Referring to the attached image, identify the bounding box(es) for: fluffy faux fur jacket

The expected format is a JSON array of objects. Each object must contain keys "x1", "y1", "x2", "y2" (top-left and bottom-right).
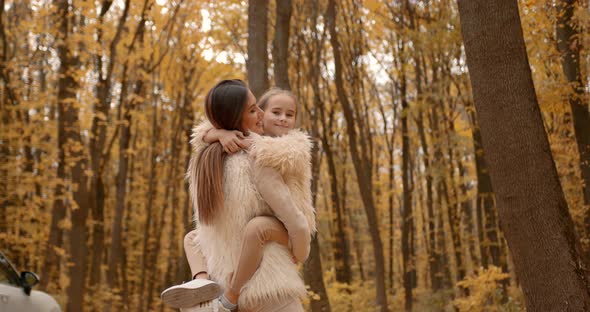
[{"x1": 187, "y1": 121, "x2": 316, "y2": 309}]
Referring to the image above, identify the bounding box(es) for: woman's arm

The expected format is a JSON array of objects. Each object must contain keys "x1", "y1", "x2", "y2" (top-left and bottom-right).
[{"x1": 253, "y1": 165, "x2": 311, "y2": 263}]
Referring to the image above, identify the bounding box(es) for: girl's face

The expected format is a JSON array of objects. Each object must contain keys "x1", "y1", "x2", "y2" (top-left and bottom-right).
[
  {"x1": 240, "y1": 90, "x2": 264, "y2": 135},
  {"x1": 262, "y1": 94, "x2": 297, "y2": 137}
]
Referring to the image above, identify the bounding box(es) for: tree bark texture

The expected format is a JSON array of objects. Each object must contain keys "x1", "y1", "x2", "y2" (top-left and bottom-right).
[
  {"x1": 272, "y1": 0, "x2": 292, "y2": 90},
  {"x1": 52, "y1": 1, "x2": 91, "y2": 310},
  {"x1": 458, "y1": 0, "x2": 590, "y2": 309},
  {"x1": 248, "y1": 0, "x2": 269, "y2": 98}
]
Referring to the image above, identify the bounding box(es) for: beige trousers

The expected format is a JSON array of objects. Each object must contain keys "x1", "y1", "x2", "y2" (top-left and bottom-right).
[{"x1": 184, "y1": 216, "x2": 295, "y2": 300}]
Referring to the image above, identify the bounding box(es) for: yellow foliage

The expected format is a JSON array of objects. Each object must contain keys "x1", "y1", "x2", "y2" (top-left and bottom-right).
[{"x1": 453, "y1": 266, "x2": 523, "y2": 312}]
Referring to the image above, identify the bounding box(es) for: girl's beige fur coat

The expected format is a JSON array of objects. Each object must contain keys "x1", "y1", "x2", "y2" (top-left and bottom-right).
[{"x1": 187, "y1": 121, "x2": 316, "y2": 310}]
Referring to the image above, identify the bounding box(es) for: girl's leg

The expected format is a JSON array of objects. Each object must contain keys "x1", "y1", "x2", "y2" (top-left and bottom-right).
[
  {"x1": 224, "y1": 216, "x2": 290, "y2": 305},
  {"x1": 161, "y1": 230, "x2": 221, "y2": 309},
  {"x1": 184, "y1": 229, "x2": 208, "y2": 278}
]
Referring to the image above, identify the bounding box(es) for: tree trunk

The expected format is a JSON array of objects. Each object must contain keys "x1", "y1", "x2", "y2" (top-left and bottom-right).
[
  {"x1": 468, "y1": 109, "x2": 502, "y2": 268},
  {"x1": 247, "y1": 0, "x2": 269, "y2": 98},
  {"x1": 113, "y1": 4, "x2": 151, "y2": 308},
  {"x1": 304, "y1": 236, "x2": 332, "y2": 312},
  {"x1": 444, "y1": 108, "x2": 466, "y2": 283},
  {"x1": 400, "y1": 57, "x2": 414, "y2": 312},
  {"x1": 301, "y1": 41, "x2": 332, "y2": 311},
  {"x1": 89, "y1": 0, "x2": 130, "y2": 291},
  {"x1": 326, "y1": 0, "x2": 388, "y2": 310},
  {"x1": 41, "y1": 137, "x2": 66, "y2": 292},
  {"x1": 314, "y1": 28, "x2": 350, "y2": 284},
  {"x1": 138, "y1": 92, "x2": 158, "y2": 312},
  {"x1": 416, "y1": 111, "x2": 439, "y2": 289},
  {"x1": 52, "y1": 1, "x2": 91, "y2": 310},
  {"x1": 556, "y1": 0, "x2": 590, "y2": 242},
  {"x1": 107, "y1": 67, "x2": 133, "y2": 301},
  {"x1": 324, "y1": 133, "x2": 352, "y2": 285},
  {"x1": 430, "y1": 102, "x2": 452, "y2": 290},
  {"x1": 342, "y1": 164, "x2": 366, "y2": 281},
  {"x1": 146, "y1": 98, "x2": 180, "y2": 312},
  {"x1": 272, "y1": 0, "x2": 291, "y2": 90},
  {"x1": 176, "y1": 82, "x2": 196, "y2": 282},
  {"x1": 458, "y1": 0, "x2": 590, "y2": 309}
]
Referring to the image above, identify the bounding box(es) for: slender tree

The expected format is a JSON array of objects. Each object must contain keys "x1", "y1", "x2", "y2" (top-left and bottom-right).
[
  {"x1": 111, "y1": 3, "x2": 150, "y2": 308},
  {"x1": 89, "y1": 0, "x2": 131, "y2": 290},
  {"x1": 326, "y1": 0, "x2": 388, "y2": 310},
  {"x1": 556, "y1": 0, "x2": 590, "y2": 237}
]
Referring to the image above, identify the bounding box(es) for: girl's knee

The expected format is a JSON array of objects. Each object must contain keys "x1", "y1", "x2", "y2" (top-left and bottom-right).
[
  {"x1": 244, "y1": 216, "x2": 282, "y2": 242},
  {"x1": 244, "y1": 216, "x2": 289, "y2": 246},
  {"x1": 184, "y1": 230, "x2": 199, "y2": 249}
]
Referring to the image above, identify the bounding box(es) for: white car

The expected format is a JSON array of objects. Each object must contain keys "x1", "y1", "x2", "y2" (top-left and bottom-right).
[{"x1": 0, "y1": 251, "x2": 61, "y2": 312}]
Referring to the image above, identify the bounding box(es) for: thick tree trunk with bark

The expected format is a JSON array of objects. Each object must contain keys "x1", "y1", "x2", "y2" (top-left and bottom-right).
[
  {"x1": 51, "y1": 1, "x2": 91, "y2": 310},
  {"x1": 458, "y1": 0, "x2": 590, "y2": 309},
  {"x1": 247, "y1": 0, "x2": 269, "y2": 98},
  {"x1": 272, "y1": 0, "x2": 291, "y2": 90}
]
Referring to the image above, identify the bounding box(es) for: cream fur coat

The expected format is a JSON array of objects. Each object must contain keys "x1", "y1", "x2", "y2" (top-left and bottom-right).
[{"x1": 187, "y1": 121, "x2": 316, "y2": 309}]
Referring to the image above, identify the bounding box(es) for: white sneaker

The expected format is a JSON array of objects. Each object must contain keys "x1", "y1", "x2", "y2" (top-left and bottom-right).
[
  {"x1": 161, "y1": 279, "x2": 222, "y2": 309},
  {"x1": 180, "y1": 298, "x2": 233, "y2": 312}
]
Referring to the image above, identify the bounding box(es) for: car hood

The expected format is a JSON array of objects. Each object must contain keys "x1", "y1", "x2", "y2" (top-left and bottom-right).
[{"x1": 28, "y1": 289, "x2": 62, "y2": 312}]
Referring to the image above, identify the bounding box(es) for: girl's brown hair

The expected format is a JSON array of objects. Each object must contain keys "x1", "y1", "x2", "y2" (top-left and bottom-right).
[{"x1": 196, "y1": 79, "x2": 248, "y2": 224}]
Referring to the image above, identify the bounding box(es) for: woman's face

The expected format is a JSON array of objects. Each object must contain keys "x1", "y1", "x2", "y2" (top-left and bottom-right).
[
  {"x1": 262, "y1": 94, "x2": 297, "y2": 137},
  {"x1": 240, "y1": 90, "x2": 264, "y2": 135}
]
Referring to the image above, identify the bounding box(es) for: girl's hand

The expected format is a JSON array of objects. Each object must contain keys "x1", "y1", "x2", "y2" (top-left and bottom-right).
[{"x1": 218, "y1": 130, "x2": 248, "y2": 154}]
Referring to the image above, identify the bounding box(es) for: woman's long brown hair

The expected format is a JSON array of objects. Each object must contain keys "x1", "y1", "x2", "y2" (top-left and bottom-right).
[{"x1": 196, "y1": 80, "x2": 248, "y2": 224}]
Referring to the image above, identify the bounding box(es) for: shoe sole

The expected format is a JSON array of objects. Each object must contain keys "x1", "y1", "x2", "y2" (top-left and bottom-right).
[{"x1": 161, "y1": 283, "x2": 222, "y2": 309}]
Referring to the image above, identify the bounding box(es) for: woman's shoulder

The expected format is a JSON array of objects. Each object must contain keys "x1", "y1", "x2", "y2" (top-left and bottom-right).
[
  {"x1": 189, "y1": 120, "x2": 213, "y2": 152},
  {"x1": 249, "y1": 129, "x2": 312, "y2": 173}
]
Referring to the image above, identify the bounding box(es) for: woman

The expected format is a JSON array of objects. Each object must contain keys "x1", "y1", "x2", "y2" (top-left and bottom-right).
[{"x1": 182, "y1": 80, "x2": 313, "y2": 312}]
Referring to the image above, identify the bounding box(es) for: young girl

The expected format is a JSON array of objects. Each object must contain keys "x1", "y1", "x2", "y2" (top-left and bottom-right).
[{"x1": 161, "y1": 88, "x2": 316, "y2": 311}]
